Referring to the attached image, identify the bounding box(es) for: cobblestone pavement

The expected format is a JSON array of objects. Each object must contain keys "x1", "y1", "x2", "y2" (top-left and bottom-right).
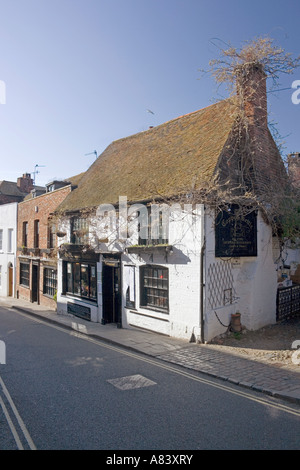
[
  {"x1": 208, "y1": 316, "x2": 300, "y2": 367},
  {"x1": 156, "y1": 343, "x2": 300, "y2": 401}
]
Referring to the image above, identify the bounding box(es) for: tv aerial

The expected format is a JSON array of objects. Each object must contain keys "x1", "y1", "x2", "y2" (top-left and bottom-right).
[
  {"x1": 33, "y1": 164, "x2": 46, "y2": 184},
  {"x1": 85, "y1": 150, "x2": 97, "y2": 159}
]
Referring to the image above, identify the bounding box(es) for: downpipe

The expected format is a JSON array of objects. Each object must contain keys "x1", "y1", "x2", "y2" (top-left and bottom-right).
[
  {"x1": 200, "y1": 236, "x2": 206, "y2": 343},
  {"x1": 189, "y1": 205, "x2": 206, "y2": 344}
]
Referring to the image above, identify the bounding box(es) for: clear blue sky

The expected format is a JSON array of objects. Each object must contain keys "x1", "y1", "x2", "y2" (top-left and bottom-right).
[{"x1": 0, "y1": 0, "x2": 299, "y2": 186}]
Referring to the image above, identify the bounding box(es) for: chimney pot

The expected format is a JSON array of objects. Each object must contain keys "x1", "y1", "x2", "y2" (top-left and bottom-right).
[{"x1": 17, "y1": 173, "x2": 34, "y2": 193}]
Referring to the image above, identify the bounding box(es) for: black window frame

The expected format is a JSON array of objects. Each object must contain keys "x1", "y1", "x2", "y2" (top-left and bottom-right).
[
  {"x1": 63, "y1": 260, "x2": 97, "y2": 302},
  {"x1": 20, "y1": 262, "x2": 30, "y2": 287},
  {"x1": 140, "y1": 265, "x2": 169, "y2": 313}
]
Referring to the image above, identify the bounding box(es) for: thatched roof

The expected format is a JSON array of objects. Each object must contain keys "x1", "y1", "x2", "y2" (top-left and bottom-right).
[{"x1": 58, "y1": 99, "x2": 238, "y2": 212}]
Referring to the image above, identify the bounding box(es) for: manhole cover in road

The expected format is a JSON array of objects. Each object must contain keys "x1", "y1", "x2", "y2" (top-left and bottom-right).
[{"x1": 107, "y1": 374, "x2": 156, "y2": 390}]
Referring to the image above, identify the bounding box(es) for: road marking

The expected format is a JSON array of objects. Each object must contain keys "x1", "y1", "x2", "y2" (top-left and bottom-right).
[
  {"x1": 0, "y1": 395, "x2": 24, "y2": 449},
  {"x1": 102, "y1": 341, "x2": 300, "y2": 417},
  {"x1": 0, "y1": 375, "x2": 37, "y2": 450},
  {"x1": 107, "y1": 374, "x2": 156, "y2": 390},
  {"x1": 9, "y1": 308, "x2": 300, "y2": 418}
]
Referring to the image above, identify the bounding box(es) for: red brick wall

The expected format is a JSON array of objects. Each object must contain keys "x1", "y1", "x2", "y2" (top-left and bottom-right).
[
  {"x1": 17, "y1": 174, "x2": 34, "y2": 193},
  {"x1": 218, "y1": 64, "x2": 287, "y2": 191},
  {"x1": 16, "y1": 185, "x2": 72, "y2": 309},
  {"x1": 288, "y1": 153, "x2": 300, "y2": 188}
]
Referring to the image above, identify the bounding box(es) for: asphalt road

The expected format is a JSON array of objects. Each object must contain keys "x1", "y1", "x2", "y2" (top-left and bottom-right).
[{"x1": 0, "y1": 306, "x2": 300, "y2": 451}]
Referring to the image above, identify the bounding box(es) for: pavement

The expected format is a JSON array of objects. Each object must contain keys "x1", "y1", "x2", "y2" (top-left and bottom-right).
[{"x1": 1, "y1": 297, "x2": 300, "y2": 405}]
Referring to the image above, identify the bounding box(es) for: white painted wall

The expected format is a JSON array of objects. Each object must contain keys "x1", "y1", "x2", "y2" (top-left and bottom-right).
[
  {"x1": 0, "y1": 203, "x2": 18, "y2": 298},
  {"x1": 56, "y1": 217, "x2": 101, "y2": 322},
  {"x1": 56, "y1": 204, "x2": 281, "y2": 343},
  {"x1": 122, "y1": 204, "x2": 205, "y2": 341},
  {"x1": 204, "y1": 210, "x2": 278, "y2": 341}
]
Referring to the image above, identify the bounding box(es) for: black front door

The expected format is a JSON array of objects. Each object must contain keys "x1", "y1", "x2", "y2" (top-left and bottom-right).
[
  {"x1": 102, "y1": 264, "x2": 121, "y2": 325},
  {"x1": 31, "y1": 264, "x2": 39, "y2": 303}
]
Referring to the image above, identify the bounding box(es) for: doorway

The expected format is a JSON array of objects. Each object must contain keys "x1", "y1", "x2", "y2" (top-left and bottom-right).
[
  {"x1": 8, "y1": 263, "x2": 13, "y2": 297},
  {"x1": 102, "y1": 260, "x2": 121, "y2": 325},
  {"x1": 31, "y1": 263, "x2": 39, "y2": 303}
]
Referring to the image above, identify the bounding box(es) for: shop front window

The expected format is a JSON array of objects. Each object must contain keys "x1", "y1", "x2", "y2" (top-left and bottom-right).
[
  {"x1": 140, "y1": 265, "x2": 169, "y2": 312},
  {"x1": 20, "y1": 262, "x2": 30, "y2": 287},
  {"x1": 64, "y1": 261, "x2": 97, "y2": 301}
]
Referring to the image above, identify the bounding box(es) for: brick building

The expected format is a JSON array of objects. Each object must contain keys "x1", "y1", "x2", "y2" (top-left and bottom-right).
[{"x1": 16, "y1": 179, "x2": 79, "y2": 309}]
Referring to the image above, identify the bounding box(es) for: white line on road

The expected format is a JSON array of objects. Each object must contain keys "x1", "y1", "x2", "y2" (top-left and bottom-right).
[
  {"x1": 0, "y1": 375, "x2": 36, "y2": 450},
  {"x1": 0, "y1": 395, "x2": 24, "y2": 449}
]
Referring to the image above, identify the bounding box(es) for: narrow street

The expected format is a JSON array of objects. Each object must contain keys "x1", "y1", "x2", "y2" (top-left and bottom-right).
[{"x1": 0, "y1": 306, "x2": 300, "y2": 451}]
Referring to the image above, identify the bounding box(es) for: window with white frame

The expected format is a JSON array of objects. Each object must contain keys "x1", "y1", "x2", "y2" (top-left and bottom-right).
[
  {"x1": 0, "y1": 230, "x2": 3, "y2": 251},
  {"x1": 71, "y1": 217, "x2": 89, "y2": 245},
  {"x1": 43, "y1": 268, "x2": 57, "y2": 297},
  {"x1": 124, "y1": 265, "x2": 135, "y2": 309},
  {"x1": 137, "y1": 205, "x2": 169, "y2": 246},
  {"x1": 8, "y1": 229, "x2": 13, "y2": 253}
]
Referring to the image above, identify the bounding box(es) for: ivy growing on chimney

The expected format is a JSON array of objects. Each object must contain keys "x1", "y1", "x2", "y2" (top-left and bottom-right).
[{"x1": 195, "y1": 36, "x2": 300, "y2": 244}]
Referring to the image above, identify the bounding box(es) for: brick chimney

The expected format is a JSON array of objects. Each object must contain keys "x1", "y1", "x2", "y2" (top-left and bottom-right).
[
  {"x1": 235, "y1": 62, "x2": 267, "y2": 128},
  {"x1": 17, "y1": 173, "x2": 34, "y2": 193},
  {"x1": 287, "y1": 152, "x2": 300, "y2": 187},
  {"x1": 232, "y1": 62, "x2": 288, "y2": 192}
]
